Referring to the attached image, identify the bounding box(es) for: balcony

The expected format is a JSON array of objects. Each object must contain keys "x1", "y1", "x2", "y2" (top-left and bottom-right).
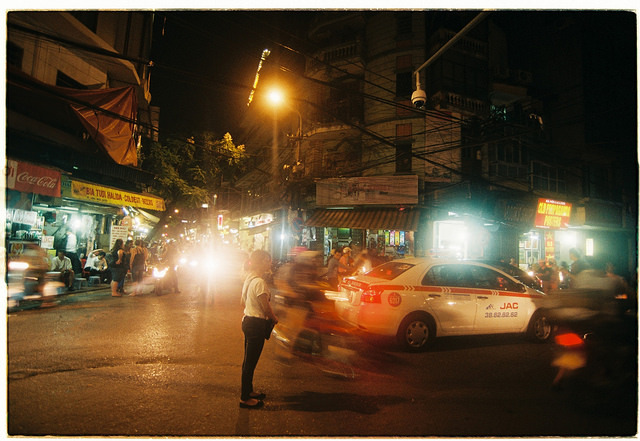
[
  {"x1": 307, "y1": 40, "x2": 363, "y2": 75},
  {"x1": 432, "y1": 91, "x2": 489, "y2": 115}
]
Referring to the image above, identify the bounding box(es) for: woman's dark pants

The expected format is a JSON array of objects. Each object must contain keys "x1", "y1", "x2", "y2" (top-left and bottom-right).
[{"x1": 241, "y1": 316, "x2": 266, "y2": 401}]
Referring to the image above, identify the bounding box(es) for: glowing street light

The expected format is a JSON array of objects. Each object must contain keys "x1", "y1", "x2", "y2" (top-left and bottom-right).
[{"x1": 266, "y1": 87, "x2": 303, "y2": 163}]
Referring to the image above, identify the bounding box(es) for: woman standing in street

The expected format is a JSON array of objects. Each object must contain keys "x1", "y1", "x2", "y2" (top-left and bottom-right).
[
  {"x1": 239, "y1": 250, "x2": 278, "y2": 409},
  {"x1": 109, "y1": 239, "x2": 126, "y2": 297}
]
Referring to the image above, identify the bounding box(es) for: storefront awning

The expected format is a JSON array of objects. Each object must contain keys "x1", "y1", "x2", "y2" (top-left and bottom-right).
[{"x1": 305, "y1": 207, "x2": 423, "y2": 231}]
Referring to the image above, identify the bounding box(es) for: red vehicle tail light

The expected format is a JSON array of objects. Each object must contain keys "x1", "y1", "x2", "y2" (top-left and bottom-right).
[
  {"x1": 361, "y1": 289, "x2": 381, "y2": 303},
  {"x1": 554, "y1": 332, "x2": 584, "y2": 347}
]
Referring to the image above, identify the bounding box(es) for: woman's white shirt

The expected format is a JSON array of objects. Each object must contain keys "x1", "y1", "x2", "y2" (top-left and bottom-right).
[{"x1": 241, "y1": 273, "x2": 271, "y2": 319}]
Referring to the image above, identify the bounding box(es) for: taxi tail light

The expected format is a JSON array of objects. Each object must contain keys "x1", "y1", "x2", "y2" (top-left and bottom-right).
[
  {"x1": 361, "y1": 290, "x2": 381, "y2": 304},
  {"x1": 554, "y1": 332, "x2": 585, "y2": 348}
]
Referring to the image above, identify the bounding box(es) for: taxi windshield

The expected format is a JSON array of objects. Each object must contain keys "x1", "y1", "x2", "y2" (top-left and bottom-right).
[{"x1": 365, "y1": 261, "x2": 415, "y2": 280}]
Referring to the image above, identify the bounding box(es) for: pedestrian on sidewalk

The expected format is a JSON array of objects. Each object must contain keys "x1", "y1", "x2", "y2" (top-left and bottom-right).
[
  {"x1": 239, "y1": 249, "x2": 278, "y2": 409},
  {"x1": 51, "y1": 250, "x2": 75, "y2": 291},
  {"x1": 130, "y1": 239, "x2": 148, "y2": 296},
  {"x1": 117, "y1": 240, "x2": 133, "y2": 294},
  {"x1": 109, "y1": 239, "x2": 126, "y2": 297}
]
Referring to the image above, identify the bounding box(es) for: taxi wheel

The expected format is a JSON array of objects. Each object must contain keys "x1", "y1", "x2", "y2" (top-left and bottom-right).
[
  {"x1": 397, "y1": 313, "x2": 435, "y2": 352},
  {"x1": 527, "y1": 310, "x2": 553, "y2": 342}
]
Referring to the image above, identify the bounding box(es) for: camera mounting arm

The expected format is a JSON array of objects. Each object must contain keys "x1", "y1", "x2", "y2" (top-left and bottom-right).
[{"x1": 412, "y1": 11, "x2": 490, "y2": 107}]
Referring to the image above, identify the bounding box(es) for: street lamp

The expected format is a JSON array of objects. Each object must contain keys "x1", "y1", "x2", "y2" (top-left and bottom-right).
[{"x1": 267, "y1": 87, "x2": 303, "y2": 163}]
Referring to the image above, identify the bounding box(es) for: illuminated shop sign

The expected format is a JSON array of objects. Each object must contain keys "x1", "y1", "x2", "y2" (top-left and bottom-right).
[
  {"x1": 534, "y1": 199, "x2": 571, "y2": 229},
  {"x1": 244, "y1": 213, "x2": 274, "y2": 228},
  {"x1": 62, "y1": 177, "x2": 166, "y2": 211},
  {"x1": 6, "y1": 160, "x2": 61, "y2": 197}
]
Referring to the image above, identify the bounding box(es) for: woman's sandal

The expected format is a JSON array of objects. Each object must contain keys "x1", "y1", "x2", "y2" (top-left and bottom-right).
[{"x1": 239, "y1": 398, "x2": 264, "y2": 409}]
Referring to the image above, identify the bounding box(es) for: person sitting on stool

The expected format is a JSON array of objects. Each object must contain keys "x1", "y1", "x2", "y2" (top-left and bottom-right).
[
  {"x1": 85, "y1": 250, "x2": 111, "y2": 283},
  {"x1": 51, "y1": 250, "x2": 75, "y2": 291}
]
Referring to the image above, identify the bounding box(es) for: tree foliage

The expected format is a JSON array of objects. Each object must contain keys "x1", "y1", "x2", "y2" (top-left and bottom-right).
[{"x1": 142, "y1": 132, "x2": 246, "y2": 210}]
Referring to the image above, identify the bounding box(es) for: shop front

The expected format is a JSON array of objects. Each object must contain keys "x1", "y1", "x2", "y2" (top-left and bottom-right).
[
  {"x1": 305, "y1": 175, "x2": 423, "y2": 261},
  {"x1": 304, "y1": 206, "x2": 423, "y2": 260},
  {"x1": 6, "y1": 162, "x2": 165, "y2": 263},
  {"x1": 497, "y1": 197, "x2": 633, "y2": 278},
  {"x1": 6, "y1": 159, "x2": 62, "y2": 258}
]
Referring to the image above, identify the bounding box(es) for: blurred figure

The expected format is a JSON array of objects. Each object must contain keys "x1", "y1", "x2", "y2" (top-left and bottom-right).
[
  {"x1": 605, "y1": 262, "x2": 635, "y2": 313},
  {"x1": 19, "y1": 243, "x2": 50, "y2": 294},
  {"x1": 51, "y1": 250, "x2": 75, "y2": 291},
  {"x1": 109, "y1": 239, "x2": 126, "y2": 297},
  {"x1": 327, "y1": 248, "x2": 349, "y2": 290},
  {"x1": 162, "y1": 241, "x2": 181, "y2": 293},
  {"x1": 549, "y1": 259, "x2": 560, "y2": 291},
  {"x1": 353, "y1": 249, "x2": 375, "y2": 275},
  {"x1": 63, "y1": 228, "x2": 82, "y2": 275},
  {"x1": 276, "y1": 250, "x2": 326, "y2": 302},
  {"x1": 118, "y1": 240, "x2": 133, "y2": 294},
  {"x1": 569, "y1": 248, "x2": 591, "y2": 277},
  {"x1": 509, "y1": 257, "x2": 518, "y2": 267},
  {"x1": 339, "y1": 247, "x2": 354, "y2": 278},
  {"x1": 558, "y1": 261, "x2": 571, "y2": 289},
  {"x1": 536, "y1": 259, "x2": 553, "y2": 293},
  {"x1": 129, "y1": 239, "x2": 148, "y2": 296}
]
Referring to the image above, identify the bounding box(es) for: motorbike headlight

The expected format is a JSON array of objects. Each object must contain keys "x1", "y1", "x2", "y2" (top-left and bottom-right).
[
  {"x1": 8, "y1": 261, "x2": 29, "y2": 271},
  {"x1": 153, "y1": 267, "x2": 168, "y2": 278}
]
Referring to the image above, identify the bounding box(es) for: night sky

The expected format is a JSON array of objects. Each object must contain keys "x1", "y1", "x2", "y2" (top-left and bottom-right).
[
  {"x1": 150, "y1": 10, "x2": 314, "y2": 144},
  {"x1": 149, "y1": 10, "x2": 637, "y2": 158}
]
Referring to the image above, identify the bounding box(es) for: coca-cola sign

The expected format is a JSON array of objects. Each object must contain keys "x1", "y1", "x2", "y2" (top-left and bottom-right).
[{"x1": 7, "y1": 160, "x2": 61, "y2": 197}]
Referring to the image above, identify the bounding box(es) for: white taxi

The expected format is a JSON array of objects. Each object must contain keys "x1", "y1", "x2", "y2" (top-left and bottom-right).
[{"x1": 334, "y1": 258, "x2": 552, "y2": 351}]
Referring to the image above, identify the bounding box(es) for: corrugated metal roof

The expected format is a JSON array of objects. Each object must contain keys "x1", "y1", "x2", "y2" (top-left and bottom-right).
[{"x1": 304, "y1": 207, "x2": 423, "y2": 231}]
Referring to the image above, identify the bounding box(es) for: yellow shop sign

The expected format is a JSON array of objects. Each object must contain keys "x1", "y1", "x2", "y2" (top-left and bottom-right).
[{"x1": 64, "y1": 179, "x2": 165, "y2": 211}]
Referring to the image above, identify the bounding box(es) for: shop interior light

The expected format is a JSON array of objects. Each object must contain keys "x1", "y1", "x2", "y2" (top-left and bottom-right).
[
  {"x1": 585, "y1": 238, "x2": 594, "y2": 256},
  {"x1": 60, "y1": 206, "x2": 79, "y2": 212}
]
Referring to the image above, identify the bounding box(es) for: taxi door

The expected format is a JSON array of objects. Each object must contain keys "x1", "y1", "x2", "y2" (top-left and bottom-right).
[
  {"x1": 470, "y1": 265, "x2": 529, "y2": 333},
  {"x1": 421, "y1": 264, "x2": 477, "y2": 334}
]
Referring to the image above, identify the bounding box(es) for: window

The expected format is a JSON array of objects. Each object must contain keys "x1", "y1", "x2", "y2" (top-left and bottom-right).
[
  {"x1": 396, "y1": 72, "x2": 413, "y2": 99},
  {"x1": 423, "y1": 264, "x2": 520, "y2": 291},
  {"x1": 531, "y1": 161, "x2": 566, "y2": 193},
  {"x1": 367, "y1": 262, "x2": 415, "y2": 280},
  {"x1": 395, "y1": 124, "x2": 412, "y2": 173},
  {"x1": 423, "y1": 265, "x2": 472, "y2": 287},
  {"x1": 488, "y1": 141, "x2": 528, "y2": 181},
  {"x1": 396, "y1": 143, "x2": 412, "y2": 173}
]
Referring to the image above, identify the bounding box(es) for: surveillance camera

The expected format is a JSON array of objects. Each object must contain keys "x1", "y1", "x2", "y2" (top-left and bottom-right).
[{"x1": 411, "y1": 89, "x2": 427, "y2": 109}]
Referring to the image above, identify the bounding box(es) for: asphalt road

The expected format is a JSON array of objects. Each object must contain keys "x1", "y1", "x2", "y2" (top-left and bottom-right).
[{"x1": 6, "y1": 279, "x2": 638, "y2": 437}]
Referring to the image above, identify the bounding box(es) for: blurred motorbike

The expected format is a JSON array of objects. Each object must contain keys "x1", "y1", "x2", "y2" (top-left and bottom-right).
[
  {"x1": 151, "y1": 264, "x2": 172, "y2": 295},
  {"x1": 7, "y1": 250, "x2": 62, "y2": 309},
  {"x1": 546, "y1": 270, "x2": 637, "y2": 415},
  {"x1": 271, "y1": 293, "x2": 361, "y2": 379}
]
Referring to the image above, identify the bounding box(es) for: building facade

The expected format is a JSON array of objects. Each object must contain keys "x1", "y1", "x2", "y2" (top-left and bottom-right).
[
  {"x1": 228, "y1": 11, "x2": 637, "y2": 279},
  {"x1": 6, "y1": 11, "x2": 163, "y2": 261}
]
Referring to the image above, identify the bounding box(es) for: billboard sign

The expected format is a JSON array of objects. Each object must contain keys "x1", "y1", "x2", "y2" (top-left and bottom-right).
[{"x1": 534, "y1": 198, "x2": 572, "y2": 229}]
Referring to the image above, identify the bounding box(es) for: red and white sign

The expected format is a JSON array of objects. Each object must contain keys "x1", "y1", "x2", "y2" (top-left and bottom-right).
[{"x1": 6, "y1": 160, "x2": 61, "y2": 197}]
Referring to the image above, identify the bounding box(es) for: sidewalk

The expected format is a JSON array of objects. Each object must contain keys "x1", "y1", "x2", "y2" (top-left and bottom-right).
[{"x1": 7, "y1": 278, "x2": 155, "y2": 312}]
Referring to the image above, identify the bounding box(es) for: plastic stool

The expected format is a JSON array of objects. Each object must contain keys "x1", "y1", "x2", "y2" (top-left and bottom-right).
[
  {"x1": 89, "y1": 276, "x2": 101, "y2": 286},
  {"x1": 73, "y1": 278, "x2": 88, "y2": 289}
]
